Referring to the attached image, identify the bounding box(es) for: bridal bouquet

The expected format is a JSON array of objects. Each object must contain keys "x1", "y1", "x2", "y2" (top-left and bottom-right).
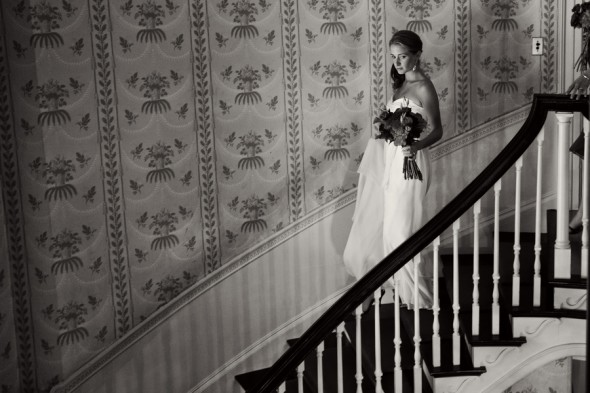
[
  {"x1": 373, "y1": 101, "x2": 427, "y2": 180},
  {"x1": 571, "y1": 2, "x2": 590, "y2": 71}
]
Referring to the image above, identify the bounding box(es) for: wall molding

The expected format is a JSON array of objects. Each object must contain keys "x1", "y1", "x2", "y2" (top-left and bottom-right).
[{"x1": 431, "y1": 104, "x2": 531, "y2": 161}]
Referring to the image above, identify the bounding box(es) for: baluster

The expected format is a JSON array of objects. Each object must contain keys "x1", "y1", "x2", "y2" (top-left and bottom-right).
[
  {"x1": 374, "y1": 289, "x2": 383, "y2": 393},
  {"x1": 492, "y1": 180, "x2": 501, "y2": 335},
  {"x1": 582, "y1": 117, "x2": 589, "y2": 278},
  {"x1": 278, "y1": 382, "x2": 286, "y2": 393},
  {"x1": 534, "y1": 128, "x2": 545, "y2": 307},
  {"x1": 355, "y1": 305, "x2": 363, "y2": 393},
  {"x1": 432, "y1": 237, "x2": 441, "y2": 368},
  {"x1": 394, "y1": 278, "x2": 402, "y2": 393},
  {"x1": 452, "y1": 219, "x2": 461, "y2": 366},
  {"x1": 336, "y1": 323, "x2": 344, "y2": 393},
  {"x1": 472, "y1": 200, "x2": 481, "y2": 336},
  {"x1": 513, "y1": 157, "x2": 523, "y2": 307},
  {"x1": 555, "y1": 112, "x2": 573, "y2": 278},
  {"x1": 317, "y1": 341, "x2": 324, "y2": 393},
  {"x1": 297, "y1": 362, "x2": 305, "y2": 393},
  {"x1": 413, "y1": 257, "x2": 422, "y2": 393}
]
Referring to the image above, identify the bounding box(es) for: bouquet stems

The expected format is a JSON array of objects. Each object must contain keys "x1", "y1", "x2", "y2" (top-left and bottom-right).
[{"x1": 403, "y1": 157, "x2": 423, "y2": 181}]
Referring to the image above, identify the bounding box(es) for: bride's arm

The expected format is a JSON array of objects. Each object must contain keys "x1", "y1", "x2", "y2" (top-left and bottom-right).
[{"x1": 414, "y1": 81, "x2": 443, "y2": 151}]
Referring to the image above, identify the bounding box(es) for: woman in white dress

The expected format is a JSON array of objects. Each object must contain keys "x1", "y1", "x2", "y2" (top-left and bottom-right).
[{"x1": 343, "y1": 30, "x2": 443, "y2": 309}]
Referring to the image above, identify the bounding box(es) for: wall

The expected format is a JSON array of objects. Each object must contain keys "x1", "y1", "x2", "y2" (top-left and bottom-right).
[{"x1": 0, "y1": 0, "x2": 559, "y2": 392}]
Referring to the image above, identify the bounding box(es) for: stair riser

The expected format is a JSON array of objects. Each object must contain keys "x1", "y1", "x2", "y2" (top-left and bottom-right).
[{"x1": 553, "y1": 287, "x2": 587, "y2": 310}]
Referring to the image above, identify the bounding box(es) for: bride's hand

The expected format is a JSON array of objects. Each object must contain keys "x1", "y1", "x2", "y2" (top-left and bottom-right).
[
  {"x1": 566, "y1": 73, "x2": 590, "y2": 99},
  {"x1": 402, "y1": 146, "x2": 417, "y2": 157}
]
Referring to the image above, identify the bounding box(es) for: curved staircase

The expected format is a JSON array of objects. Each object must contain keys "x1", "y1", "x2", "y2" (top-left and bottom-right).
[{"x1": 236, "y1": 94, "x2": 589, "y2": 392}]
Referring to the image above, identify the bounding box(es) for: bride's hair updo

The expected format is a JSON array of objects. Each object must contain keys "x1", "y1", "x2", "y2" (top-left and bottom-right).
[{"x1": 389, "y1": 30, "x2": 423, "y2": 90}]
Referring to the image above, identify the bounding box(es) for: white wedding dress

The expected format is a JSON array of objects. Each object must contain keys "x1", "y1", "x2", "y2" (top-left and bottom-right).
[{"x1": 343, "y1": 97, "x2": 434, "y2": 309}]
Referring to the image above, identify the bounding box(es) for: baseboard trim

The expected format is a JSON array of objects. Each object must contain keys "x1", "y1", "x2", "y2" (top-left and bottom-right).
[{"x1": 430, "y1": 105, "x2": 530, "y2": 161}]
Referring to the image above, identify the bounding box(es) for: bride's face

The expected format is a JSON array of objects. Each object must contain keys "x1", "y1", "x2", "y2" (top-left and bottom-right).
[{"x1": 390, "y1": 43, "x2": 420, "y2": 75}]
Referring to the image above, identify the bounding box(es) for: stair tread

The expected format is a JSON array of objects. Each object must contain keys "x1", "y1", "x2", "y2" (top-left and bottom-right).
[
  {"x1": 235, "y1": 367, "x2": 297, "y2": 391},
  {"x1": 429, "y1": 365, "x2": 487, "y2": 378},
  {"x1": 470, "y1": 335, "x2": 526, "y2": 347},
  {"x1": 511, "y1": 308, "x2": 587, "y2": 319},
  {"x1": 548, "y1": 278, "x2": 588, "y2": 289},
  {"x1": 235, "y1": 367, "x2": 271, "y2": 390}
]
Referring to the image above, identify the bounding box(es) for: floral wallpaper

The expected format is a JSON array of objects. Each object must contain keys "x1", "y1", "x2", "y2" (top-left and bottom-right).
[{"x1": 0, "y1": 0, "x2": 557, "y2": 392}]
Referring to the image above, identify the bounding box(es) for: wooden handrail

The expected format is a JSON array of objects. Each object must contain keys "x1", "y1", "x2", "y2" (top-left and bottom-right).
[{"x1": 246, "y1": 94, "x2": 589, "y2": 393}]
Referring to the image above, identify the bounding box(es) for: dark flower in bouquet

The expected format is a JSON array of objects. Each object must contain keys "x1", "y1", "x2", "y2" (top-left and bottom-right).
[
  {"x1": 571, "y1": 2, "x2": 590, "y2": 71},
  {"x1": 373, "y1": 102, "x2": 428, "y2": 180}
]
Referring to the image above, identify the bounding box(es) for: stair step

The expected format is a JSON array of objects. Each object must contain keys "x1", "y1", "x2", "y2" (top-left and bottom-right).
[
  {"x1": 469, "y1": 335, "x2": 526, "y2": 347},
  {"x1": 235, "y1": 368, "x2": 270, "y2": 391},
  {"x1": 429, "y1": 365, "x2": 486, "y2": 378},
  {"x1": 548, "y1": 278, "x2": 587, "y2": 289},
  {"x1": 235, "y1": 367, "x2": 309, "y2": 392},
  {"x1": 511, "y1": 308, "x2": 587, "y2": 319}
]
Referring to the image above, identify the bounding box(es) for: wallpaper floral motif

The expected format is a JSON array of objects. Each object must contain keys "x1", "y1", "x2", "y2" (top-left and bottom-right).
[{"x1": 0, "y1": 0, "x2": 557, "y2": 391}]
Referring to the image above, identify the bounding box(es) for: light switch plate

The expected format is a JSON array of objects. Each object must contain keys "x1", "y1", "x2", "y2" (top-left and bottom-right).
[{"x1": 532, "y1": 37, "x2": 544, "y2": 56}]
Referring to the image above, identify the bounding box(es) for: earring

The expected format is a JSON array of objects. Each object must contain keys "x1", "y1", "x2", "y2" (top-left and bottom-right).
[{"x1": 412, "y1": 63, "x2": 417, "y2": 72}]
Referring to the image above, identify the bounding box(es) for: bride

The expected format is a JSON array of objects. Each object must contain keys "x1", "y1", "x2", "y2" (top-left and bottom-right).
[{"x1": 343, "y1": 30, "x2": 443, "y2": 310}]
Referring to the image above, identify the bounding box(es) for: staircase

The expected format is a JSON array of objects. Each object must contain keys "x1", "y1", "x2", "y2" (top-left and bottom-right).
[{"x1": 235, "y1": 95, "x2": 590, "y2": 392}]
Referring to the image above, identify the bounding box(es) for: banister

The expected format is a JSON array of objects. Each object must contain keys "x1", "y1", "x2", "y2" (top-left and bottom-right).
[{"x1": 246, "y1": 94, "x2": 589, "y2": 393}]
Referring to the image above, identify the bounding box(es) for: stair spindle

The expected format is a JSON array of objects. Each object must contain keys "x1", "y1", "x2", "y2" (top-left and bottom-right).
[
  {"x1": 316, "y1": 341, "x2": 324, "y2": 393},
  {"x1": 513, "y1": 157, "x2": 523, "y2": 307},
  {"x1": 336, "y1": 323, "x2": 344, "y2": 393},
  {"x1": 374, "y1": 289, "x2": 384, "y2": 393},
  {"x1": 432, "y1": 236, "x2": 441, "y2": 368},
  {"x1": 582, "y1": 116, "x2": 589, "y2": 278},
  {"x1": 413, "y1": 257, "x2": 422, "y2": 393},
  {"x1": 297, "y1": 362, "x2": 305, "y2": 393},
  {"x1": 472, "y1": 200, "x2": 481, "y2": 336},
  {"x1": 452, "y1": 219, "x2": 461, "y2": 366},
  {"x1": 492, "y1": 180, "x2": 501, "y2": 335},
  {"x1": 533, "y1": 128, "x2": 544, "y2": 307},
  {"x1": 355, "y1": 305, "x2": 363, "y2": 393},
  {"x1": 554, "y1": 112, "x2": 573, "y2": 278},
  {"x1": 394, "y1": 278, "x2": 402, "y2": 393}
]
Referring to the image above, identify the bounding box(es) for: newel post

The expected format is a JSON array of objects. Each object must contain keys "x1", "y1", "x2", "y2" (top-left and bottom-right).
[{"x1": 554, "y1": 112, "x2": 573, "y2": 279}]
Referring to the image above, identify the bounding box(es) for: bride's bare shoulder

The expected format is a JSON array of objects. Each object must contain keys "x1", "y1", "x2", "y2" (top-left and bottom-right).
[{"x1": 414, "y1": 78, "x2": 438, "y2": 102}]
